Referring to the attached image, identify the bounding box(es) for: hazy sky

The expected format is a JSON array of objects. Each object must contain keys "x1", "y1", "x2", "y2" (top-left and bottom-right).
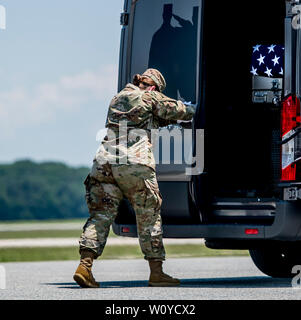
[{"x1": 0, "y1": 0, "x2": 124, "y2": 167}]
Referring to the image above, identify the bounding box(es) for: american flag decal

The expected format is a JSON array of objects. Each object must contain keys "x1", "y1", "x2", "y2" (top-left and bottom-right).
[{"x1": 251, "y1": 44, "x2": 284, "y2": 78}]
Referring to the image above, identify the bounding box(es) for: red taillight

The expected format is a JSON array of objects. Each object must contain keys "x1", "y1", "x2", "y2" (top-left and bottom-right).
[
  {"x1": 281, "y1": 95, "x2": 301, "y2": 136},
  {"x1": 245, "y1": 228, "x2": 259, "y2": 235},
  {"x1": 281, "y1": 163, "x2": 296, "y2": 181},
  {"x1": 281, "y1": 95, "x2": 301, "y2": 181},
  {"x1": 122, "y1": 227, "x2": 130, "y2": 233}
]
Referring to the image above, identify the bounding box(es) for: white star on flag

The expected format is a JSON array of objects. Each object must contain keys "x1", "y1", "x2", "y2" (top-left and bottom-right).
[
  {"x1": 257, "y1": 54, "x2": 265, "y2": 65},
  {"x1": 268, "y1": 44, "x2": 276, "y2": 53},
  {"x1": 271, "y1": 55, "x2": 280, "y2": 66},
  {"x1": 279, "y1": 67, "x2": 283, "y2": 75},
  {"x1": 250, "y1": 66, "x2": 258, "y2": 76},
  {"x1": 253, "y1": 44, "x2": 261, "y2": 53},
  {"x1": 264, "y1": 67, "x2": 273, "y2": 77}
]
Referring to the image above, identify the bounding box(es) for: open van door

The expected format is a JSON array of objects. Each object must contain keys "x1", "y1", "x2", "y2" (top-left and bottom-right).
[{"x1": 113, "y1": 0, "x2": 205, "y2": 236}]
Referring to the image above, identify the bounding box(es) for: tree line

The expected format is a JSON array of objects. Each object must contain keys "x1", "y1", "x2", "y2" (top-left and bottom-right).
[{"x1": 0, "y1": 160, "x2": 90, "y2": 221}]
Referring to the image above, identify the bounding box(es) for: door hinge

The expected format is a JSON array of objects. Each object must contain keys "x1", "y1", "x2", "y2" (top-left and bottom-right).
[{"x1": 120, "y1": 12, "x2": 129, "y2": 26}]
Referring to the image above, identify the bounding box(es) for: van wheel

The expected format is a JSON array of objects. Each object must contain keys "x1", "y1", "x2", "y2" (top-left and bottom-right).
[{"x1": 249, "y1": 242, "x2": 301, "y2": 278}]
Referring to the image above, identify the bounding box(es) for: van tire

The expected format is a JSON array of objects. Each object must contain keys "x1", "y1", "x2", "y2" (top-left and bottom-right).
[{"x1": 249, "y1": 242, "x2": 301, "y2": 278}]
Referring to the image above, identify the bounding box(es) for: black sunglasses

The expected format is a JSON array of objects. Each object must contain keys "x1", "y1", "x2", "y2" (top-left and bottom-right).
[{"x1": 140, "y1": 81, "x2": 151, "y2": 87}]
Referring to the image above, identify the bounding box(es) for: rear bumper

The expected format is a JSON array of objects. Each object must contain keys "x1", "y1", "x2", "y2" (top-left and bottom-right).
[{"x1": 112, "y1": 200, "x2": 301, "y2": 241}]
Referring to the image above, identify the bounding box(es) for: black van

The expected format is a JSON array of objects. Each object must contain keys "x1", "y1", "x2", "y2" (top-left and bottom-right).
[{"x1": 113, "y1": 0, "x2": 301, "y2": 278}]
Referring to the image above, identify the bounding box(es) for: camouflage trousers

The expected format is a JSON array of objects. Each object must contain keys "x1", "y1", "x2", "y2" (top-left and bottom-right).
[{"x1": 79, "y1": 161, "x2": 165, "y2": 261}]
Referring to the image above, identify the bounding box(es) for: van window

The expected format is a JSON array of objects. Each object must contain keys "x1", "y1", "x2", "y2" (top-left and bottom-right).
[{"x1": 130, "y1": 0, "x2": 201, "y2": 103}]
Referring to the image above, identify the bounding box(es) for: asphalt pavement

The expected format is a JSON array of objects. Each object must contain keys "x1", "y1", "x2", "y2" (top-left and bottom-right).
[{"x1": 1, "y1": 257, "x2": 301, "y2": 300}]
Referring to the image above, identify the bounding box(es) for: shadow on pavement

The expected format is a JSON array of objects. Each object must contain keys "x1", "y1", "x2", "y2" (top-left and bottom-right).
[
  {"x1": 44, "y1": 276, "x2": 292, "y2": 289},
  {"x1": 180, "y1": 277, "x2": 292, "y2": 288}
]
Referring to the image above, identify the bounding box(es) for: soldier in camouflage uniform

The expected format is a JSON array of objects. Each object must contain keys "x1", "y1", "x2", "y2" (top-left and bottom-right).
[{"x1": 73, "y1": 69, "x2": 195, "y2": 288}]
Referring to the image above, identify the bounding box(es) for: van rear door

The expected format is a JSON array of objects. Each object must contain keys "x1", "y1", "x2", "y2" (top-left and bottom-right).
[
  {"x1": 280, "y1": 1, "x2": 301, "y2": 200},
  {"x1": 113, "y1": 0, "x2": 205, "y2": 235}
]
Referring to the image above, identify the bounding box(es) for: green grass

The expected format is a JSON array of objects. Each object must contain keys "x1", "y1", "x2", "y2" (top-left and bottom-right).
[
  {"x1": 0, "y1": 245, "x2": 249, "y2": 262},
  {"x1": 0, "y1": 219, "x2": 86, "y2": 224},
  {"x1": 0, "y1": 228, "x2": 117, "y2": 239},
  {"x1": 0, "y1": 230, "x2": 83, "y2": 239}
]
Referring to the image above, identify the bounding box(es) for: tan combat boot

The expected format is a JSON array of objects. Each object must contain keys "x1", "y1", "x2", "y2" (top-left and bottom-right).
[
  {"x1": 73, "y1": 250, "x2": 99, "y2": 288},
  {"x1": 148, "y1": 260, "x2": 180, "y2": 287}
]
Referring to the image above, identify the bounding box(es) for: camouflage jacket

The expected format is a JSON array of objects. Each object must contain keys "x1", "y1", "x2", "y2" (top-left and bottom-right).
[{"x1": 94, "y1": 83, "x2": 195, "y2": 171}]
